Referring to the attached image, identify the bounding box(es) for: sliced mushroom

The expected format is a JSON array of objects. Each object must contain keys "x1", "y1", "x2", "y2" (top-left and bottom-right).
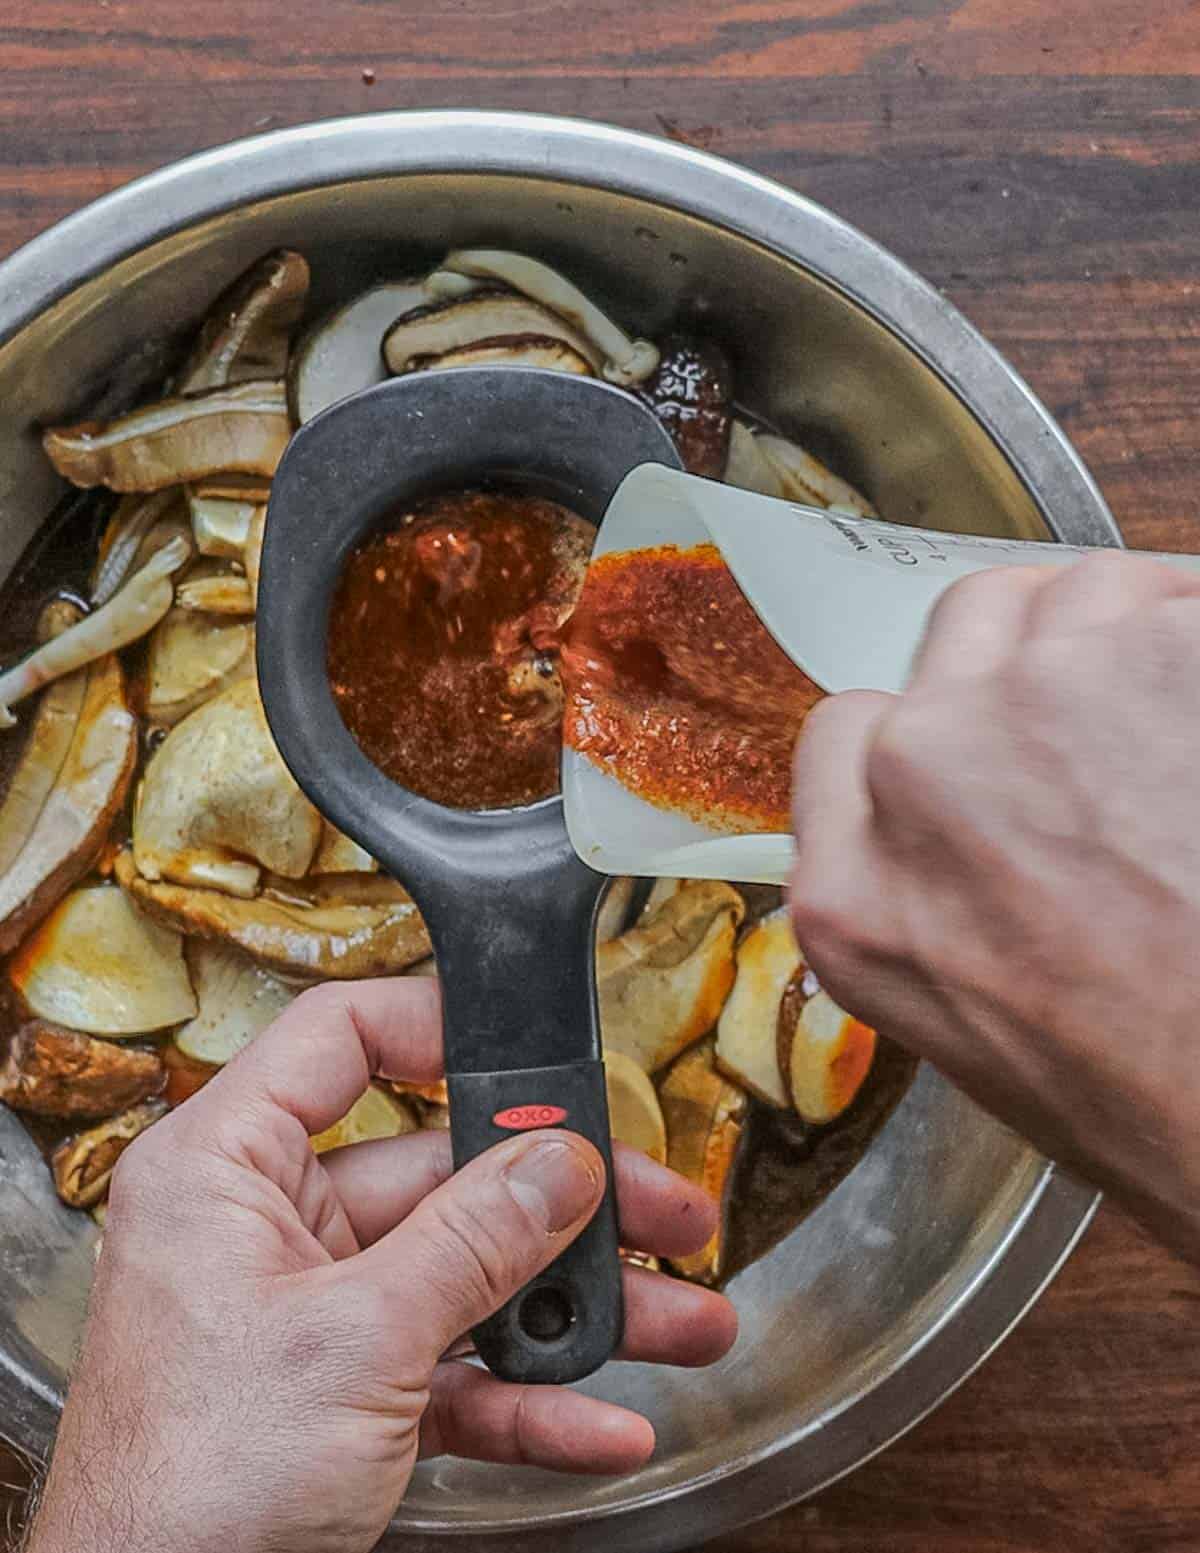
[
  {"x1": 777, "y1": 969, "x2": 877, "y2": 1125},
  {"x1": 605, "y1": 1049, "x2": 667, "y2": 1163},
  {"x1": 310, "y1": 1085, "x2": 420, "y2": 1153},
  {"x1": 145, "y1": 609, "x2": 254, "y2": 726},
  {"x1": 391, "y1": 1077, "x2": 449, "y2": 1106},
  {"x1": 91, "y1": 489, "x2": 181, "y2": 604},
  {"x1": 596, "y1": 880, "x2": 744, "y2": 1073},
  {"x1": 595, "y1": 876, "x2": 637, "y2": 944},
  {"x1": 714, "y1": 908, "x2": 798, "y2": 1108},
  {"x1": 174, "y1": 570, "x2": 255, "y2": 616},
  {"x1": 43, "y1": 379, "x2": 291, "y2": 492},
  {"x1": 635, "y1": 333, "x2": 732, "y2": 478},
  {"x1": 9, "y1": 884, "x2": 198, "y2": 1037},
  {"x1": 0, "y1": 536, "x2": 189, "y2": 726},
  {"x1": 177, "y1": 249, "x2": 309, "y2": 394},
  {"x1": 187, "y1": 492, "x2": 257, "y2": 560},
  {"x1": 658, "y1": 1037, "x2": 746, "y2": 1284},
  {"x1": 243, "y1": 503, "x2": 268, "y2": 603},
  {"x1": 115, "y1": 850, "x2": 431, "y2": 979},
  {"x1": 191, "y1": 476, "x2": 272, "y2": 503},
  {"x1": 310, "y1": 821, "x2": 378, "y2": 875},
  {"x1": 173, "y1": 941, "x2": 295, "y2": 1066},
  {"x1": 638, "y1": 877, "x2": 685, "y2": 923},
  {"x1": 0, "y1": 652, "x2": 137, "y2": 955},
  {"x1": 0, "y1": 1018, "x2": 165, "y2": 1119},
  {"x1": 419, "y1": 337, "x2": 593, "y2": 376},
  {"x1": 51, "y1": 1098, "x2": 168, "y2": 1209},
  {"x1": 162, "y1": 1039, "x2": 219, "y2": 1107},
  {"x1": 383, "y1": 294, "x2": 601, "y2": 376},
  {"x1": 289, "y1": 280, "x2": 443, "y2": 423},
  {"x1": 722, "y1": 419, "x2": 785, "y2": 497},
  {"x1": 436, "y1": 250, "x2": 660, "y2": 386},
  {"x1": 133, "y1": 677, "x2": 322, "y2": 894},
  {"x1": 754, "y1": 433, "x2": 876, "y2": 517}
]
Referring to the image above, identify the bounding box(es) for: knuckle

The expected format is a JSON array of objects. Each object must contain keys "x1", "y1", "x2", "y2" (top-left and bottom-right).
[{"x1": 420, "y1": 1193, "x2": 515, "y2": 1316}]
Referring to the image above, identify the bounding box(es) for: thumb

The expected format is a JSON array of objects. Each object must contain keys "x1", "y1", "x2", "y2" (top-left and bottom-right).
[{"x1": 351, "y1": 1129, "x2": 605, "y2": 1368}]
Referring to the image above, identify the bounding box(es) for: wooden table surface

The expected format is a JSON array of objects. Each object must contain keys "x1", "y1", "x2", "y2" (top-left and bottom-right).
[{"x1": 3, "y1": 2, "x2": 1200, "y2": 1548}]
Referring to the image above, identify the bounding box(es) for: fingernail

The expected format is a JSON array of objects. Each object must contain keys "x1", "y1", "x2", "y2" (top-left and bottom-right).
[{"x1": 504, "y1": 1139, "x2": 601, "y2": 1233}]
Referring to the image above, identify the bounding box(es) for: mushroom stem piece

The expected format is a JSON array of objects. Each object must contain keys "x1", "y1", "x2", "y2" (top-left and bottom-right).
[
  {"x1": 436, "y1": 250, "x2": 660, "y2": 386},
  {"x1": 0, "y1": 536, "x2": 189, "y2": 727}
]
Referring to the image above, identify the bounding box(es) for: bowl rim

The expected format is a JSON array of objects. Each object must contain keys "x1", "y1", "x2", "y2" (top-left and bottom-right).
[{"x1": 0, "y1": 111, "x2": 1106, "y2": 1548}]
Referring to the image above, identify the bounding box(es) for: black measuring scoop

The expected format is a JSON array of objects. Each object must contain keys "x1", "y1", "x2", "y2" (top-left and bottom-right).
[{"x1": 255, "y1": 368, "x2": 681, "y2": 1383}]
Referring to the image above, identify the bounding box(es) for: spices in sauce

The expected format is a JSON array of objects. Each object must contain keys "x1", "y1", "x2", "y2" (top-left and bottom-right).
[
  {"x1": 561, "y1": 542, "x2": 824, "y2": 832},
  {"x1": 328, "y1": 489, "x2": 592, "y2": 810}
]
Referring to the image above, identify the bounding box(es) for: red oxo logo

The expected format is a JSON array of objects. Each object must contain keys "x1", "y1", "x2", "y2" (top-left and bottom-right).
[{"x1": 493, "y1": 1104, "x2": 568, "y2": 1131}]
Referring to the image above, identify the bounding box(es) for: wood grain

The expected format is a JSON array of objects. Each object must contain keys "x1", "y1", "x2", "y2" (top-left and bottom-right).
[{"x1": 2, "y1": 2, "x2": 1199, "y2": 1548}]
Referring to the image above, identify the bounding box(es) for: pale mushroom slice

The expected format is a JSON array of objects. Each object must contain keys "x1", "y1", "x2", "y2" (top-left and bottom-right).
[
  {"x1": 145, "y1": 609, "x2": 254, "y2": 727},
  {"x1": 90, "y1": 489, "x2": 181, "y2": 604},
  {"x1": 383, "y1": 293, "x2": 602, "y2": 376},
  {"x1": 0, "y1": 1019, "x2": 165, "y2": 1119},
  {"x1": 287, "y1": 279, "x2": 472, "y2": 424},
  {"x1": 420, "y1": 338, "x2": 593, "y2": 376},
  {"x1": 435, "y1": 250, "x2": 660, "y2": 386},
  {"x1": 186, "y1": 492, "x2": 257, "y2": 560},
  {"x1": 0, "y1": 652, "x2": 137, "y2": 955},
  {"x1": 0, "y1": 536, "x2": 189, "y2": 726},
  {"x1": 43, "y1": 379, "x2": 291, "y2": 492},
  {"x1": 605, "y1": 1049, "x2": 667, "y2": 1164},
  {"x1": 658, "y1": 1037, "x2": 746, "y2": 1284},
  {"x1": 310, "y1": 820, "x2": 378, "y2": 875},
  {"x1": 133, "y1": 677, "x2": 322, "y2": 895},
  {"x1": 176, "y1": 249, "x2": 309, "y2": 394},
  {"x1": 777, "y1": 970, "x2": 877, "y2": 1125},
  {"x1": 174, "y1": 570, "x2": 255, "y2": 617},
  {"x1": 596, "y1": 880, "x2": 744, "y2": 1073},
  {"x1": 52, "y1": 1098, "x2": 168, "y2": 1209},
  {"x1": 753, "y1": 432, "x2": 876, "y2": 517},
  {"x1": 243, "y1": 503, "x2": 268, "y2": 603},
  {"x1": 173, "y1": 941, "x2": 294, "y2": 1065},
  {"x1": 594, "y1": 876, "x2": 637, "y2": 944},
  {"x1": 9, "y1": 884, "x2": 198, "y2": 1037},
  {"x1": 115, "y1": 850, "x2": 432, "y2": 979},
  {"x1": 714, "y1": 907, "x2": 798, "y2": 1108},
  {"x1": 723, "y1": 419, "x2": 785, "y2": 498},
  {"x1": 311, "y1": 1085, "x2": 420, "y2": 1154},
  {"x1": 638, "y1": 877, "x2": 686, "y2": 923}
]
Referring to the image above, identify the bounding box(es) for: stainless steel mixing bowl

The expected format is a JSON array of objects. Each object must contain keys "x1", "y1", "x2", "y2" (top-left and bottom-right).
[{"x1": 0, "y1": 111, "x2": 1109, "y2": 1551}]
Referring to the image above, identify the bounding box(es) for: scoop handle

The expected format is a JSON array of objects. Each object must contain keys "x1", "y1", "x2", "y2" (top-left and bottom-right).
[{"x1": 446, "y1": 1060, "x2": 622, "y2": 1383}]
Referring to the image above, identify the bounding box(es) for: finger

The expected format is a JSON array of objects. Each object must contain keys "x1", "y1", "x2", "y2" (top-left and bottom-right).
[
  {"x1": 322, "y1": 1132, "x2": 719, "y2": 1259},
  {"x1": 617, "y1": 1264, "x2": 738, "y2": 1367},
  {"x1": 346, "y1": 1128, "x2": 606, "y2": 1365},
  {"x1": 184, "y1": 976, "x2": 443, "y2": 1139},
  {"x1": 1025, "y1": 550, "x2": 1200, "y2": 638},
  {"x1": 793, "y1": 689, "x2": 890, "y2": 837},
  {"x1": 421, "y1": 1360, "x2": 654, "y2": 1473},
  {"x1": 908, "y1": 565, "x2": 1048, "y2": 686}
]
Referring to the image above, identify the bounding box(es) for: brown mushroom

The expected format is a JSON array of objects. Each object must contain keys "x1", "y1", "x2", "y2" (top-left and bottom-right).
[
  {"x1": 635, "y1": 333, "x2": 732, "y2": 478},
  {"x1": 132, "y1": 677, "x2": 322, "y2": 895},
  {"x1": 383, "y1": 294, "x2": 602, "y2": 376},
  {"x1": 777, "y1": 969, "x2": 877, "y2": 1125},
  {"x1": 714, "y1": 908, "x2": 798, "y2": 1108},
  {"x1": 0, "y1": 1019, "x2": 165, "y2": 1120},
  {"x1": 594, "y1": 876, "x2": 636, "y2": 944},
  {"x1": 51, "y1": 1098, "x2": 168, "y2": 1209},
  {"x1": 0, "y1": 652, "x2": 137, "y2": 955},
  {"x1": 114, "y1": 850, "x2": 431, "y2": 979},
  {"x1": 9, "y1": 885, "x2": 198, "y2": 1037},
  {"x1": 419, "y1": 337, "x2": 593, "y2": 376},
  {"x1": 176, "y1": 250, "x2": 309, "y2": 394},
  {"x1": 43, "y1": 379, "x2": 291, "y2": 493},
  {"x1": 658, "y1": 1037, "x2": 746, "y2": 1284},
  {"x1": 596, "y1": 880, "x2": 744, "y2": 1073}
]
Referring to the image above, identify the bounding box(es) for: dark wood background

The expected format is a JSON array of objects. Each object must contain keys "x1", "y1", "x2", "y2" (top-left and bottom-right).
[{"x1": 2, "y1": 2, "x2": 1200, "y2": 1548}]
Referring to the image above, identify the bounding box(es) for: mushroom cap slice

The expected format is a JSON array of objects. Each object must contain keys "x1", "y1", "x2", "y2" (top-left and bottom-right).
[
  {"x1": 174, "y1": 570, "x2": 255, "y2": 617},
  {"x1": 777, "y1": 973, "x2": 877, "y2": 1125},
  {"x1": 43, "y1": 379, "x2": 291, "y2": 492},
  {"x1": 311, "y1": 1085, "x2": 420, "y2": 1153},
  {"x1": 419, "y1": 338, "x2": 593, "y2": 376},
  {"x1": 753, "y1": 433, "x2": 876, "y2": 518},
  {"x1": 0, "y1": 652, "x2": 137, "y2": 955},
  {"x1": 173, "y1": 941, "x2": 295, "y2": 1066},
  {"x1": 133, "y1": 677, "x2": 322, "y2": 892},
  {"x1": 723, "y1": 420, "x2": 786, "y2": 498},
  {"x1": 715, "y1": 907, "x2": 799, "y2": 1108},
  {"x1": 187, "y1": 492, "x2": 257, "y2": 559},
  {"x1": 596, "y1": 880, "x2": 744, "y2": 1073},
  {"x1": 658, "y1": 1037, "x2": 746, "y2": 1284},
  {"x1": 605, "y1": 1049, "x2": 667, "y2": 1164},
  {"x1": 9, "y1": 884, "x2": 198, "y2": 1037},
  {"x1": 115, "y1": 850, "x2": 431, "y2": 979},
  {"x1": 0, "y1": 662, "x2": 86, "y2": 879},
  {"x1": 310, "y1": 820, "x2": 378, "y2": 875},
  {"x1": 594, "y1": 876, "x2": 637, "y2": 944},
  {"x1": 145, "y1": 609, "x2": 255, "y2": 727},
  {"x1": 0, "y1": 1018, "x2": 165, "y2": 1119},
  {"x1": 383, "y1": 294, "x2": 602, "y2": 376},
  {"x1": 51, "y1": 1098, "x2": 168, "y2": 1209},
  {"x1": 288, "y1": 280, "x2": 434, "y2": 424},
  {"x1": 177, "y1": 249, "x2": 309, "y2": 394}
]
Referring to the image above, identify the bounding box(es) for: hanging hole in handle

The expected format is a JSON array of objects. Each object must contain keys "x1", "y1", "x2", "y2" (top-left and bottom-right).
[{"x1": 518, "y1": 1282, "x2": 576, "y2": 1344}]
